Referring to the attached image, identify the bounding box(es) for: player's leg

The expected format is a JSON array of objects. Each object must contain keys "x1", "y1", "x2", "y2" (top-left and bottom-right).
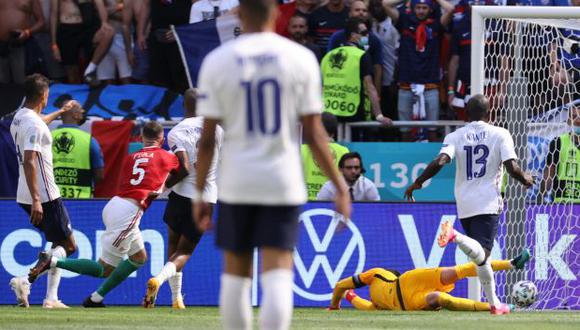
[
  {"x1": 257, "y1": 205, "x2": 300, "y2": 330},
  {"x1": 167, "y1": 235, "x2": 198, "y2": 308},
  {"x1": 446, "y1": 249, "x2": 532, "y2": 284},
  {"x1": 144, "y1": 225, "x2": 179, "y2": 308},
  {"x1": 216, "y1": 203, "x2": 255, "y2": 330},
  {"x1": 426, "y1": 292, "x2": 490, "y2": 311}
]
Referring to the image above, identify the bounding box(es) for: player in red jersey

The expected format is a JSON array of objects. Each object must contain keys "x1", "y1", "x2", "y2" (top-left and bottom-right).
[{"x1": 28, "y1": 122, "x2": 185, "y2": 307}]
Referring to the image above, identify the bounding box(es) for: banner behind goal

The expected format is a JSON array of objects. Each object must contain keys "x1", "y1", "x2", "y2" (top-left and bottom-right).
[{"x1": 471, "y1": 6, "x2": 580, "y2": 309}]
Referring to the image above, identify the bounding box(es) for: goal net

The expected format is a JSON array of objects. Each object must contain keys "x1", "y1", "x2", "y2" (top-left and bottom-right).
[{"x1": 472, "y1": 6, "x2": 579, "y2": 310}]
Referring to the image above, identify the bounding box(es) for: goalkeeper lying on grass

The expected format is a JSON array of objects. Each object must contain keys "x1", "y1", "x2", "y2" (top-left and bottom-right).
[{"x1": 328, "y1": 249, "x2": 530, "y2": 312}]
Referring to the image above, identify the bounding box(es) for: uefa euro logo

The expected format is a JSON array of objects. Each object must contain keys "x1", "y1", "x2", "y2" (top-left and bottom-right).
[{"x1": 293, "y1": 208, "x2": 366, "y2": 301}]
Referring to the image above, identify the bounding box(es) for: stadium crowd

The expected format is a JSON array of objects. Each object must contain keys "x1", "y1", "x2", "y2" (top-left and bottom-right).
[{"x1": 0, "y1": 0, "x2": 579, "y2": 142}]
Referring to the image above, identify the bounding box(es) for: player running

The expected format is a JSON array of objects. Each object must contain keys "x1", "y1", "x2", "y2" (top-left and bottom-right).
[
  {"x1": 28, "y1": 121, "x2": 181, "y2": 307},
  {"x1": 143, "y1": 89, "x2": 223, "y2": 309},
  {"x1": 404, "y1": 94, "x2": 534, "y2": 315},
  {"x1": 192, "y1": 0, "x2": 351, "y2": 328},
  {"x1": 328, "y1": 250, "x2": 530, "y2": 312},
  {"x1": 9, "y1": 74, "x2": 79, "y2": 308}
]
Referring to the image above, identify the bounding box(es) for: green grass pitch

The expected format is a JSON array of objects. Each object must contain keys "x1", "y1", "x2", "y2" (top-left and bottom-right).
[{"x1": 0, "y1": 306, "x2": 579, "y2": 329}]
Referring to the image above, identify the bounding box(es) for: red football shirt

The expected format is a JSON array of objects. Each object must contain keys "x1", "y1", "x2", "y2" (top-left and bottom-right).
[{"x1": 117, "y1": 146, "x2": 179, "y2": 209}]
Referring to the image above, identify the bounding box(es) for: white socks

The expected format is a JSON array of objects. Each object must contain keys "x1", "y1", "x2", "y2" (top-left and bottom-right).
[
  {"x1": 453, "y1": 231, "x2": 486, "y2": 265},
  {"x1": 477, "y1": 261, "x2": 500, "y2": 307},
  {"x1": 46, "y1": 246, "x2": 66, "y2": 301},
  {"x1": 259, "y1": 269, "x2": 293, "y2": 330},
  {"x1": 155, "y1": 262, "x2": 177, "y2": 286},
  {"x1": 220, "y1": 273, "x2": 252, "y2": 330},
  {"x1": 454, "y1": 232, "x2": 500, "y2": 306},
  {"x1": 169, "y1": 272, "x2": 183, "y2": 301}
]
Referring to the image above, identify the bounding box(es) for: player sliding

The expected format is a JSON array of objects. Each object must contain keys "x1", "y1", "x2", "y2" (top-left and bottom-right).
[
  {"x1": 328, "y1": 249, "x2": 530, "y2": 311},
  {"x1": 28, "y1": 122, "x2": 182, "y2": 307},
  {"x1": 143, "y1": 89, "x2": 223, "y2": 309},
  {"x1": 405, "y1": 94, "x2": 534, "y2": 315}
]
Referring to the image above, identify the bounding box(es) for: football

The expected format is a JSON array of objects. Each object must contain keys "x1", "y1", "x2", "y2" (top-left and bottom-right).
[{"x1": 512, "y1": 280, "x2": 538, "y2": 308}]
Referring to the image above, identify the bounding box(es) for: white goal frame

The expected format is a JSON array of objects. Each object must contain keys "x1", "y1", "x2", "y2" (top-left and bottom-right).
[{"x1": 469, "y1": 6, "x2": 580, "y2": 303}]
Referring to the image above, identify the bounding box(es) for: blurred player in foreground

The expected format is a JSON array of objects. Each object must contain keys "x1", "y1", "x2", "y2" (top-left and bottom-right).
[
  {"x1": 328, "y1": 249, "x2": 530, "y2": 311},
  {"x1": 192, "y1": 0, "x2": 351, "y2": 328},
  {"x1": 405, "y1": 94, "x2": 534, "y2": 314},
  {"x1": 10, "y1": 74, "x2": 79, "y2": 308},
  {"x1": 143, "y1": 89, "x2": 223, "y2": 309},
  {"x1": 28, "y1": 122, "x2": 181, "y2": 307}
]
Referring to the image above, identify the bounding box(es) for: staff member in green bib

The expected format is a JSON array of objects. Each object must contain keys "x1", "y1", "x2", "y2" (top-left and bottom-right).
[
  {"x1": 302, "y1": 112, "x2": 350, "y2": 200},
  {"x1": 540, "y1": 107, "x2": 580, "y2": 203},
  {"x1": 321, "y1": 17, "x2": 392, "y2": 126},
  {"x1": 52, "y1": 100, "x2": 104, "y2": 198}
]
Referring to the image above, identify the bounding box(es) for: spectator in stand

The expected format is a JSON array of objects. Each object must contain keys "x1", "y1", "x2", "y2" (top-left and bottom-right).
[
  {"x1": 368, "y1": 0, "x2": 399, "y2": 122},
  {"x1": 448, "y1": 0, "x2": 506, "y2": 121},
  {"x1": 139, "y1": 0, "x2": 191, "y2": 93},
  {"x1": 288, "y1": 14, "x2": 322, "y2": 60},
  {"x1": 327, "y1": 0, "x2": 384, "y2": 97},
  {"x1": 321, "y1": 18, "x2": 392, "y2": 131},
  {"x1": 317, "y1": 152, "x2": 380, "y2": 201},
  {"x1": 189, "y1": 0, "x2": 239, "y2": 24},
  {"x1": 309, "y1": 0, "x2": 349, "y2": 54},
  {"x1": 98, "y1": 0, "x2": 132, "y2": 84},
  {"x1": 276, "y1": 0, "x2": 319, "y2": 38},
  {"x1": 0, "y1": 0, "x2": 45, "y2": 84},
  {"x1": 384, "y1": 0, "x2": 453, "y2": 142},
  {"x1": 122, "y1": 0, "x2": 149, "y2": 84},
  {"x1": 50, "y1": 0, "x2": 115, "y2": 85},
  {"x1": 302, "y1": 112, "x2": 350, "y2": 200},
  {"x1": 37, "y1": 0, "x2": 66, "y2": 81},
  {"x1": 52, "y1": 100, "x2": 105, "y2": 198}
]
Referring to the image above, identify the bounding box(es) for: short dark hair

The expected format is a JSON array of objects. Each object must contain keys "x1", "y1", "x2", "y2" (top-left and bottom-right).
[
  {"x1": 345, "y1": 17, "x2": 365, "y2": 39},
  {"x1": 322, "y1": 112, "x2": 338, "y2": 139},
  {"x1": 24, "y1": 74, "x2": 49, "y2": 105},
  {"x1": 466, "y1": 94, "x2": 490, "y2": 121},
  {"x1": 142, "y1": 121, "x2": 164, "y2": 140},
  {"x1": 338, "y1": 152, "x2": 366, "y2": 174},
  {"x1": 239, "y1": 0, "x2": 277, "y2": 24}
]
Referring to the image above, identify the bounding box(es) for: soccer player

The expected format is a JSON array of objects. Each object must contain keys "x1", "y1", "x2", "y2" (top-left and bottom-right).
[
  {"x1": 143, "y1": 89, "x2": 223, "y2": 309},
  {"x1": 28, "y1": 121, "x2": 180, "y2": 307},
  {"x1": 9, "y1": 74, "x2": 79, "y2": 308},
  {"x1": 404, "y1": 94, "x2": 534, "y2": 315},
  {"x1": 328, "y1": 250, "x2": 531, "y2": 311},
  {"x1": 193, "y1": 0, "x2": 352, "y2": 328}
]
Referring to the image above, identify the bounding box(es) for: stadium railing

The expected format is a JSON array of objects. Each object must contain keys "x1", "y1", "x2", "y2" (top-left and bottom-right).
[{"x1": 337, "y1": 120, "x2": 467, "y2": 142}]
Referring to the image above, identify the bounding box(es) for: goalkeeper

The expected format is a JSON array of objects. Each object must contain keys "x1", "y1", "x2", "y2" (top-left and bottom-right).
[{"x1": 328, "y1": 249, "x2": 530, "y2": 312}]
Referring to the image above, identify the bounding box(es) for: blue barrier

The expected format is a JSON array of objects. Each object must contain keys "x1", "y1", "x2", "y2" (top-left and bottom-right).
[{"x1": 1, "y1": 200, "x2": 576, "y2": 308}]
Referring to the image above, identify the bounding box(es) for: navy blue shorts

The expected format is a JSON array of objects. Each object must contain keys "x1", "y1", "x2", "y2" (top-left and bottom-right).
[
  {"x1": 163, "y1": 192, "x2": 205, "y2": 244},
  {"x1": 216, "y1": 202, "x2": 301, "y2": 252},
  {"x1": 19, "y1": 198, "x2": 73, "y2": 242},
  {"x1": 460, "y1": 214, "x2": 499, "y2": 252}
]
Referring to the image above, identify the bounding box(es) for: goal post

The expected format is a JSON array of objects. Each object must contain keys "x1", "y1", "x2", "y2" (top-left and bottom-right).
[{"x1": 470, "y1": 6, "x2": 580, "y2": 309}]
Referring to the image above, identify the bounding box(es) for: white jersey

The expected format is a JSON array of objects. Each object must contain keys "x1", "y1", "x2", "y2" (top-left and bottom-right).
[
  {"x1": 167, "y1": 117, "x2": 223, "y2": 202},
  {"x1": 10, "y1": 107, "x2": 61, "y2": 204},
  {"x1": 197, "y1": 32, "x2": 322, "y2": 205},
  {"x1": 440, "y1": 121, "x2": 517, "y2": 219}
]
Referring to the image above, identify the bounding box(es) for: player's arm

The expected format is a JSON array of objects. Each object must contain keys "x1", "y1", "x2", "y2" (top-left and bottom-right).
[
  {"x1": 41, "y1": 100, "x2": 77, "y2": 124},
  {"x1": 194, "y1": 118, "x2": 219, "y2": 230},
  {"x1": 405, "y1": 153, "x2": 450, "y2": 201},
  {"x1": 302, "y1": 114, "x2": 351, "y2": 220},
  {"x1": 23, "y1": 150, "x2": 43, "y2": 225},
  {"x1": 164, "y1": 150, "x2": 190, "y2": 188},
  {"x1": 382, "y1": 0, "x2": 400, "y2": 24},
  {"x1": 436, "y1": 0, "x2": 454, "y2": 26},
  {"x1": 503, "y1": 159, "x2": 534, "y2": 188}
]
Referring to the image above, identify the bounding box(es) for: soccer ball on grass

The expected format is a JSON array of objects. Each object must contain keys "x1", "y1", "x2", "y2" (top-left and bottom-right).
[{"x1": 511, "y1": 280, "x2": 537, "y2": 308}]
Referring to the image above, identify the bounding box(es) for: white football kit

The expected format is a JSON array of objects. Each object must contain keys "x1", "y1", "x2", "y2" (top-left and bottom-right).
[
  {"x1": 197, "y1": 32, "x2": 322, "y2": 205},
  {"x1": 167, "y1": 117, "x2": 223, "y2": 203},
  {"x1": 10, "y1": 107, "x2": 60, "y2": 204},
  {"x1": 439, "y1": 121, "x2": 518, "y2": 219}
]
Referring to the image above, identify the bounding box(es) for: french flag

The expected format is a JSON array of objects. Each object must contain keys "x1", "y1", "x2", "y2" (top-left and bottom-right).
[{"x1": 173, "y1": 15, "x2": 241, "y2": 88}]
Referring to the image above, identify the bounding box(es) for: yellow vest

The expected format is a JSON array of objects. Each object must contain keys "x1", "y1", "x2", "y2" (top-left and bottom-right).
[
  {"x1": 52, "y1": 127, "x2": 93, "y2": 198},
  {"x1": 555, "y1": 134, "x2": 580, "y2": 203},
  {"x1": 301, "y1": 142, "x2": 349, "y2": 200},
  {"x1": 321, "y1": 46, "x2": 364, "y2": 118}
]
